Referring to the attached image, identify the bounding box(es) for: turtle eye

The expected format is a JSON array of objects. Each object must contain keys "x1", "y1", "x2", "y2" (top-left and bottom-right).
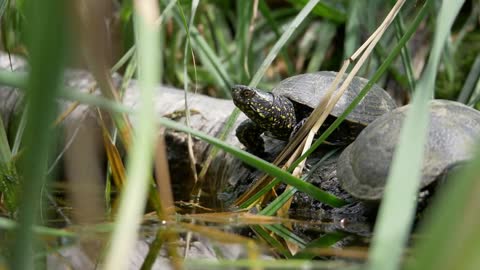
[{"x1": 242, "y1": 89, "x2": 255, "y2": 98}]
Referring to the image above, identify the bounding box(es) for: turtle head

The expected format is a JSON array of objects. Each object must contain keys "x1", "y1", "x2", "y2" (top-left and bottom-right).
[
  {"x1": 232, "y1": 84, "x2": 296, "y2": 135},
  {"x1": 232, "y1": 85, "x2": 274, "y2": 114}
]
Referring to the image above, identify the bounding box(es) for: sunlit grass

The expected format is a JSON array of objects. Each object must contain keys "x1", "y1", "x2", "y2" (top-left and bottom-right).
[{"x1": 102, "y1": 1, "x2": 162, "y2": 269}]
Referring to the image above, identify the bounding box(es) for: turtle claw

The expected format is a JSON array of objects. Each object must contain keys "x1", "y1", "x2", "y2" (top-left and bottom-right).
[{"x1": 289, "y1": 118, "x2": 307, "y2": 140}]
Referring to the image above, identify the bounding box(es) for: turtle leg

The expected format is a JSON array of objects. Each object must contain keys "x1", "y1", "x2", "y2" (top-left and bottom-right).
[
  {"x1": 289, "y1": 117, "x2": 307, "y2": 140},
  {"x1": 236, "y1": 119, "x2": 266, "y2": 156}
]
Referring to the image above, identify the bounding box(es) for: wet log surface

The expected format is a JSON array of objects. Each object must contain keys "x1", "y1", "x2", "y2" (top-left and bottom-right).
[{"x1": 0, "y1": 53, "x2": 251, "y2": 205}]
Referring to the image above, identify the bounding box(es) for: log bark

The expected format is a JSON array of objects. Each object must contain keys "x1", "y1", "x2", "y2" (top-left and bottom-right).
[{"x1": 0, "y1": 52, "x2": 250, "y2": 207}]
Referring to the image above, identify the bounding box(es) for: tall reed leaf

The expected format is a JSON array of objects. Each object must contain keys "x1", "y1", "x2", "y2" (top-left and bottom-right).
[
  {"x1": 10, "y1": 1, "x2": 67, "y2": 269},
  {"x1": 0, "y1": 116, "x2": 10, "y2": 163},
  {"x1": 0, "y1": 0, "x2": 6, "y2": 19},
  {"x1": 406, "y1": 142, "x2": 480, "y2": 270},
  {"x1": 102, "y1": 2, "x2": 161, "y2": 269},
  {"x1": 0, "y1": 217, "x2": 75, "y2": 238},
  {"x1": 235, "y1": 0, "x2": 254, "y2": 82},
  {"x1": 367, "y1": 1, "x2": 465, "y2": 270},
  {"x1": 286, "y1": 0, "x2": 346, "y2": 23}
]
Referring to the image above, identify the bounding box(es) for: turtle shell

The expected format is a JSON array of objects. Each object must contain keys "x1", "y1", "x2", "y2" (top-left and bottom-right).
[
  {"x1": 271, "y1": 71, "x2": 397, "y2": 126},
  {"x1": 337, "y1": 99, "x2": 480, "y2": 201}
]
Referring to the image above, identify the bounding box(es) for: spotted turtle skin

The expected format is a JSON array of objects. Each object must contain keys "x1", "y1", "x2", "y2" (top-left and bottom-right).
[
  {"x1": 232, "y1": 71, "x2": 396, "y2": 155},
  {"x1": 337, "y1": 99, "x2": 480, "y2": 201}
]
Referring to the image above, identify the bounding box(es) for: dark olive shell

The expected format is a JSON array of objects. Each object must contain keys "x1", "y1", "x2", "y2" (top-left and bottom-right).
[
  {"x1": 337, "y1": 99, "x2": 480, "y2": 201},
  {"x1": 271, "y1": 71, "x2": 397, "y2": 126}
]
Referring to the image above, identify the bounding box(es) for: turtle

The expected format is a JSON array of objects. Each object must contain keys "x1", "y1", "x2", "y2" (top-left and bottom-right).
[
  {"x1": 337, "y1": 99, "x2": 480, "y2": 201},
  {"x1": 232, "y1": 71, "x2": 397, "y2": 155}
]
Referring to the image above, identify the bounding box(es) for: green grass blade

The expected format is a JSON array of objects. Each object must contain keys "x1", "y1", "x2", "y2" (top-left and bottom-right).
[
  {"x1": 202, "y1": 5, "x2": 232, "y2": 66},
  {"x1": 286, "y1": 0, "x2": 346, "y2": 23},
  {"x1": 111, "y1": 45, "x2": 136, "y2": 73},
  {"x1": 264, "y1": 224, "x2": 307, "y2": 247},
  {"x1": 467, "y1": 79, "x2": 480, "y2": 106},
  {"x1": 11, "y1": 108, "x2": 27, "y2": 156},
  {"x1": 406, "y1": 147, "x2": 480, "y2": 270},
  {"x1": 0, "y1": 217, "x2": 75, "y2": 238},
  {"x1": 10, "y1": 1, "x2": 67, "y2": 269},
  {"x1": 260, "y1": 149, "x2": 338, "y2": 216},
  {"x1": 0, "y1": 69, "x2": 28, "y2": 86},
  {"x1": 188, "y1": 28, "x2": 233, "y2": 97},
  {"x1": 306, "y1": 21, "x2": 336, "y2": 73},
  {"x1": 294, "y1": 231, "x2": 347, "y2": 259},
  {"x1": 0, "y1": 116, "x2": 11, "y2": 163},
  {"x1": 184, "y1": 258, "x2": 358, "y2": 269},
  {"x1": 344, "y1": 0, "x2": 362, "y2": 59},
  {"x1": 251, "y1": 225, "x2": 292, "y2": 258},
  {"x1": 296, "y1": 22, "x2": 321, "y2": 70},
  {"x1": 458, "y1": 54, "x2": 480, "y2": 104},
  {"x1": 0, "y1": 70, "x2": 133, "y2": 114},
  {"x1": 260, "y1": 186, "x2": 297, "y2": 216},
  {"x1": 235, "y1": 0, "x2": 254, "y2": 82},
  {"x1": 102, "y1": 3, "x2": 161, "y2": 269},
  {"x1": 251, "y1": 17, "x2": 310, "y2": 55},
  {"x1": 394, "y1": 13, "x2": 416, "y2": 91},
  {"x1": 258, "y1": 0, "x2": 295, "y2": 75},
  {"x1": 0, "y1": 0, "x2": 7, "y2": 19},
  {"x1": 165, "y1": 0, "x2": 233, "y2": 97},
  {"x1": 367, "y1": 1, "x2": 465, "y2": 270},
  {"x1": 239, "y1": 177, "x2": 283, "y2": 209},
  {"x1": 441, "y1": 39, "x2": 456, "y2": 83}
]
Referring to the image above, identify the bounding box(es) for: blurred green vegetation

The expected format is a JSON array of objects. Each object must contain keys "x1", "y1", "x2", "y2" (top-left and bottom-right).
[
  {"x1": 437, "y1": 33, "x2": 480, "y2": 99},
  {"x1": 1, "y1": 0, "x2": 477, "y2": 101},
  {"x1": 0, "y1": 0, "x2": 479, "y2": 269}
]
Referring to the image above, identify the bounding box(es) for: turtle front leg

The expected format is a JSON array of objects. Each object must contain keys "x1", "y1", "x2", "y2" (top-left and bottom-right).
[
  {"x1": 236, "y1": 119, "x2": 266, "y2": 156},
  {"x1": 289, "y1": 117, "x2": 307, "y2": 140}
]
